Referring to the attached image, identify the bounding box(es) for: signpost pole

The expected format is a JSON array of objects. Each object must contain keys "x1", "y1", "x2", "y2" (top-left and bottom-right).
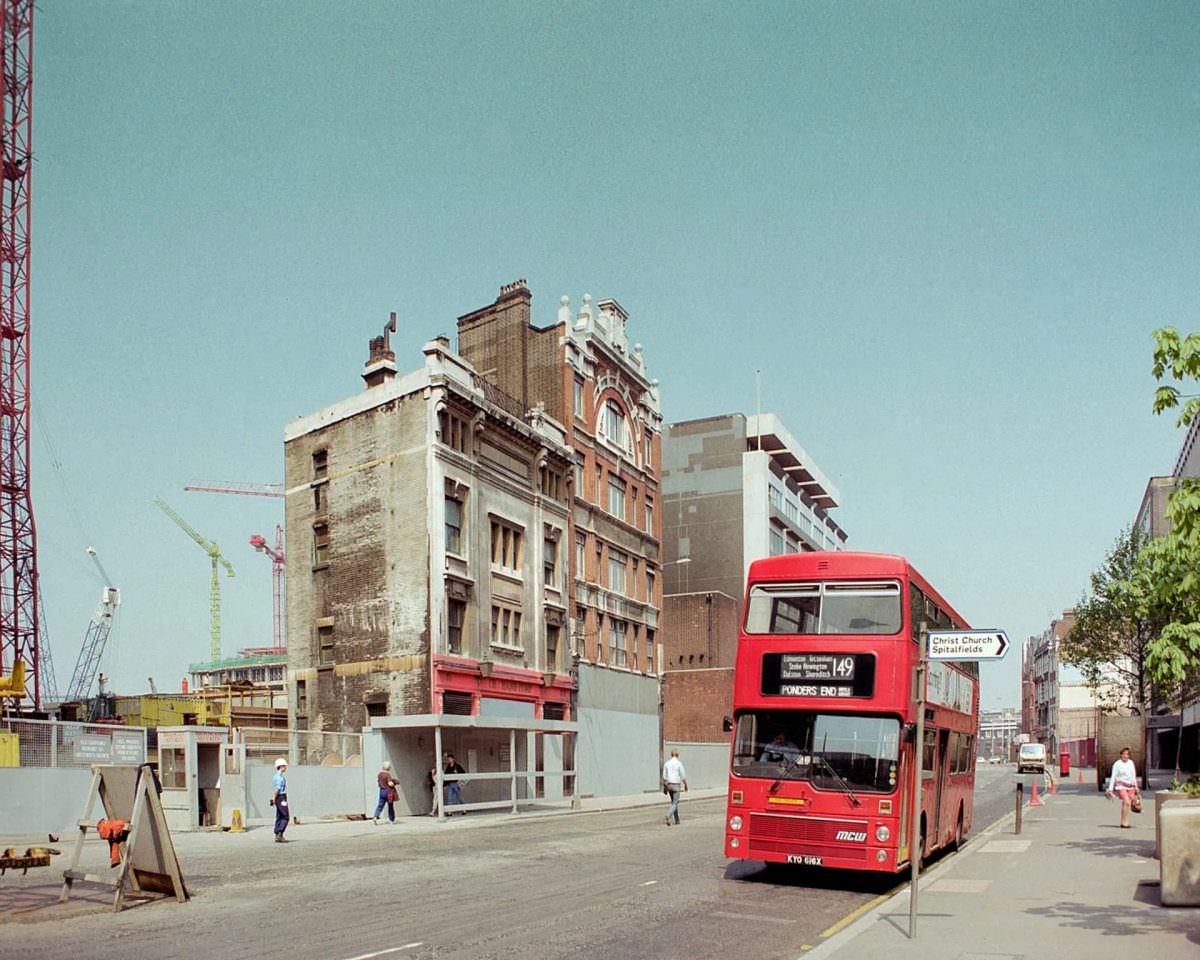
[{"x1": 908, "y1": 622, "x2": 927, "y2": 940}]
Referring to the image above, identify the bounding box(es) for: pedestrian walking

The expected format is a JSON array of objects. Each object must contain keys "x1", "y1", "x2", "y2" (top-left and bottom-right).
[
  {"x1": 374, "y1": 761, "x2": 398, "y2": 824},
  {"x1": 427, "y1": 763, "x2": 440, "y2": 816},
  {"x1": 1105, "y1": 746, "x2": 1141, "y2": 828},
  {"x1": 662, "y1": 748, "x2": 688, "y2": 825},
  {"x1": 443, "y1": 752, "x2": 466, "y2": 814},
  {"x1": 271, "y1": 757, "x2": 291, "y2": 842}
]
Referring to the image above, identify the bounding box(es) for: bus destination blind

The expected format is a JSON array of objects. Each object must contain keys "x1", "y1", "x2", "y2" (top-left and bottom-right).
[{"x1": 761, "y1": 652, "x2": 875, "y2": 698}]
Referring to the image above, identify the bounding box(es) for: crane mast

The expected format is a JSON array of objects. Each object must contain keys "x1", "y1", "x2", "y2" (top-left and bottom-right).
[
  {"x1": 0, "y1": 0, "x2": 38, "y2": 707},
  {"x1": 64, "y1": 547, "x2": 120, "y2": 701},
  {"x1": 250, "y1": 525, "x2": 286, "y2": 652}
]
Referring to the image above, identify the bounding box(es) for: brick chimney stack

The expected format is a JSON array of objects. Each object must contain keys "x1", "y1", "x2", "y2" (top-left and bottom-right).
[{"x1": 363, "y1": 311, "x2": 399, "y2": 389}]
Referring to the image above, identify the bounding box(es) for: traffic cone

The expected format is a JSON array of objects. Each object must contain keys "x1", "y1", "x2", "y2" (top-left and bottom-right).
[
  {"x1": 230, "y1": 809, "x2": 245, "y2": 833},
  {"x1": 1030, "y1": 781, "x2": 1043, "y2": 806},
  {"x1": 1077, "y1": 770, "x2": 1085, "y2": 784},
  {"x1": 1049, "y1": 777, "x2": 1057, "y2": 795}
]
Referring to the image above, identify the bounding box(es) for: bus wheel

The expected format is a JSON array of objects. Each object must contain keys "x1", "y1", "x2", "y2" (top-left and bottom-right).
[{"x1": 954, "y1": 808, "x2": 967, "y2": 851}]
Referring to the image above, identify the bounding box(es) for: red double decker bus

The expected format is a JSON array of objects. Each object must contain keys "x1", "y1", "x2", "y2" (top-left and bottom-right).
[{"x1": 724, "y1": 551, "x2": 978, "y2": 873}]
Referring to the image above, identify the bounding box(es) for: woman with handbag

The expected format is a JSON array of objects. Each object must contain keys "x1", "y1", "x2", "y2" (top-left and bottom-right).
[
  {"x1": 1105, "y1": 747, "x2": 1141, "y2": 828},
  {"x1": 374, "y1": 761, "x2": 399, "y2": 824}
]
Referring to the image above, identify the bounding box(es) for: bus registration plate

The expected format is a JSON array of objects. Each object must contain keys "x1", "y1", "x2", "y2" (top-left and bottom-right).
[{"x1": 786, "y1": 855, "x2": 823, "y2": 866}]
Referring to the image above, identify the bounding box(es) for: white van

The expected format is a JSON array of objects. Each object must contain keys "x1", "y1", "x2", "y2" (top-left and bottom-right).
[{"x1": 1017, "y1": 742, "x2": 1047, "y2": 774}]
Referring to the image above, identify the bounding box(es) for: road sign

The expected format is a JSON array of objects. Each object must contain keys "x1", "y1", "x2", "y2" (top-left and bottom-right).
[{"x1": 927, "y1": 629, "x2": 1009, "y2": 661}]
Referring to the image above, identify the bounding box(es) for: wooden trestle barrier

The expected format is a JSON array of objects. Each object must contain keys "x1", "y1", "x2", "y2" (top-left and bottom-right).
[{"x1": 60, "y1": 764, "x2": 189, "y2": 912}]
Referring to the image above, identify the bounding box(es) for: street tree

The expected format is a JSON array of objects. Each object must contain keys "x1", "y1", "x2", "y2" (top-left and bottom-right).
[
  {"x1": 1059, "y1": 526, "x2": 1156, "y2": 713},
  {"x1": 1141, "y1": 327, "x2": 1200, "y2": 773}
]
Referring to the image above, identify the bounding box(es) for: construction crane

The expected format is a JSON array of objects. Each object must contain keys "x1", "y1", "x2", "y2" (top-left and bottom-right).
[
  {"x1": 184, "y1": 480, "x2": 283, "y2": 499},
  {"x1": 184, "y1": 482, "x2": 285, "y2": 653},
  {"x1": 0, "y1": 1, "x2": 40, "y2": 708},
  {"x1": 249, "y1": 525, "x2": 286, "y2": 652},
  {"x1": 64, "y1": 547, "x2": 121, "y2": 701},
  {"x1": 155, "y1": 498, "x2": 234, "y2": 662}
]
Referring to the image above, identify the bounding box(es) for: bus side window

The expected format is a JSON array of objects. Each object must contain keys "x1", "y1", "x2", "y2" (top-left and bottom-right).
[
  {"x1": 909, "y1": 583, "x2": 925, "y2": 642},
  {"x1": 922, "y1": 729, "x2": 936, "y2": 776}
]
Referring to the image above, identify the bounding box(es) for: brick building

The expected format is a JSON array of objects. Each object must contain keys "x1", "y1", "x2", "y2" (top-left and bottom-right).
[
  {"x1": 660, "y1": 590, "x2": 739, "y2": 743},
  {"x1": 456, "y1": 281, "x2": 666, "y2": 797},
  {"x1": 457, "y1": 282, "x2": 663, "y2": 675},
  {"x1": 283, "y1": 326, "x2": 574, "y2": 758}
]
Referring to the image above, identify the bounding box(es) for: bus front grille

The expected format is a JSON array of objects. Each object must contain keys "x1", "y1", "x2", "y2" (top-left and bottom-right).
[{"x1": 748, "y1": 813, "x2": 869, "y2": 861}]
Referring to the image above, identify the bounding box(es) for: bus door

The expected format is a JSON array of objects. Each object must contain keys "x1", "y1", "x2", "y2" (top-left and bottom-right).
[{"x1": 934, "y1": 729, "x2": 950, "y2": 839}]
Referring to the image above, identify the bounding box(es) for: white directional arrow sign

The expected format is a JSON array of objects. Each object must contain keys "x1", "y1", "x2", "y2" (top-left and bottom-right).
[{"x1": 927, "y1": 629, "x2": 1009, "y2": 661}]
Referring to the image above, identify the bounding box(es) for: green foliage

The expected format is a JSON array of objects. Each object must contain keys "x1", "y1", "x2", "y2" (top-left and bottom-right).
[
  {"x1": 1168, "y1": 775, "x2": 1200, "y2": 797},
  {"x1": 1060, "y1": 526, "x2": 1154, "y2": 709},
  {"x1": 1153, "y1": 327, "x2": 1200, "y2": 426},
  {"x1": 1144, "y1": 329, "x2": 1200, "y2": 699}
]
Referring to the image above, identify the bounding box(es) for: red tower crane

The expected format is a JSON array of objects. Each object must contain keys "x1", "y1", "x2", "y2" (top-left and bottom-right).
[
  {"x1": 249, "y1": 526, "x2": 285, "y2": 653},
  {"x1": 0, "y1": 1, "x2": 39, "y2": 707}
]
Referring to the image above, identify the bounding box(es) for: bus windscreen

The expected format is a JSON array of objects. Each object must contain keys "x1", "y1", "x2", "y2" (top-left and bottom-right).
[
  {"x1": 744, "y1": 581, "x2": 902, "y2": 635},
  {"x1": 732, "y1": 710, "x2": 901, "y2": 792}
]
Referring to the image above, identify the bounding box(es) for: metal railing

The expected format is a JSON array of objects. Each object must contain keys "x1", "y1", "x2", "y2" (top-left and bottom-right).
[
  {"x1": 237, "y1": 726, "x2": 363, "y2": 767},
  {"x1": 1, "y1": 716, "x2": 148, "y2": 768}
]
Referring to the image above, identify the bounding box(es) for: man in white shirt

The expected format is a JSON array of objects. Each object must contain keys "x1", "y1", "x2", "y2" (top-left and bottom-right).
[{"x1": 662, "y1": 748, "x2": 688, "y2": 825}]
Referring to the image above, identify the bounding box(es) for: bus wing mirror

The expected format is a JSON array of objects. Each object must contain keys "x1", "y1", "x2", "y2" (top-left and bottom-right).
[{"x1": 722, "y1": 716, "x2": 733, "y2": 733}]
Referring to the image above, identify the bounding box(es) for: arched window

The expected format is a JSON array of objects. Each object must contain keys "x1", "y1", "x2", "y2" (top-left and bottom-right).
[{"x1": 600, "y1": 399, "x2": 634, "y2": 457}]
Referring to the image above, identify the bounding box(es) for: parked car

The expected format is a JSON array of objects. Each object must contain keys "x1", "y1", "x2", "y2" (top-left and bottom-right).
[{"x1": 1017, "y1": 742, "x2": 1047, "y2": 774}]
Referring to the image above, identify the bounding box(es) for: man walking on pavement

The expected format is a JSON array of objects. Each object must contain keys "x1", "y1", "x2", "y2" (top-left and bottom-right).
[{"x1": 662, "y1": 748, "x2": 688, "y2": 825}]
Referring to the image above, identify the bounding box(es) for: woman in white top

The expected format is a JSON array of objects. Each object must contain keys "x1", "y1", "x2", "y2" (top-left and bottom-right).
[{"x1": 1105, "y1": 747, "x2": 1140, "y2": 828}]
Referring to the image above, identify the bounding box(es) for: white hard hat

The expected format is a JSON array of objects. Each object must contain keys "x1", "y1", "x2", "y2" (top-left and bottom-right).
[
  {"x1": 382, "y1": 761, "x2": 392, "y2": 770},
  {"x1": 275, "y1": 757, "x2": 288, "y2": 768}
]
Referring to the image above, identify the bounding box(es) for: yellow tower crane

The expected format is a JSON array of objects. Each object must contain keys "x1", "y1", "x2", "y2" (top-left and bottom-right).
[{"x1": 155, "y1": 497, "x2": 235, "y2": 662}]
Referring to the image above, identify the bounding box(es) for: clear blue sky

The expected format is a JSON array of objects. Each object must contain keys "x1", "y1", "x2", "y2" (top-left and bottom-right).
[{"x1": 28, "y1": 2, "x2": 1195, "y2": 710}]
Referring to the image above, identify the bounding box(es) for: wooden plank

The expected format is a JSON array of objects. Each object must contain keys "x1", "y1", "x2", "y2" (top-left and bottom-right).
[
  {"x1": 143, "y1": 772, "x2": 189, "y2": 902},
  {"x1": 60, "y1": 768, "x2": 102, "y2": 904},
  {"x1": 63, "y1": 870, "x2": 119, "y2": 888}
]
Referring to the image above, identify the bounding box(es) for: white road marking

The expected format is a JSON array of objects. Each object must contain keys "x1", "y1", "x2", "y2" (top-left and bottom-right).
[
  {"x1": 341, "y1": 943, "x2": 424, "y2": 960},
  {"x1": 640, "y1": 880, "x2": 658, "y2": 886}
]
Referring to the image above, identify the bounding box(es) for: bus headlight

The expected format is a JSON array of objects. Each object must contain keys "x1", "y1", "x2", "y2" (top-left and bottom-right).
[
  {"x1": 729, "y1": 816, "x2": 744, "y2": 831},
  {"x1": 876, "y1": 825, "x2": 890, "y2": 842},
  {"x1": 876, "y1": 850, "x2": 888, "y2": 863},
  {"x1": 729, "y1": 837, "x2": 740, "y2": 849}
]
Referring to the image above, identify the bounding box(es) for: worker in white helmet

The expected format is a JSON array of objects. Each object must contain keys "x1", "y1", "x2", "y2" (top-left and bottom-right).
[{"x1": 271, "y1": 758, "x2": 290, "y2": 842}]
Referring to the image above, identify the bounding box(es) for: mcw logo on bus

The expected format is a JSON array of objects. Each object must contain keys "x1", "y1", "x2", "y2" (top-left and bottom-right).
[{"x1": 834, "y1": 830, "x2": 867, "y2": 842}]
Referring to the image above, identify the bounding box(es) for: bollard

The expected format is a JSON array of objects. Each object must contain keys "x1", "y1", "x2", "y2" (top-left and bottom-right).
[
  {"x1": 1015, "y1": 782, "x2": 1023, "y2": 834},
  {"x1": 230, "y1": 809, "x2": 245, "y2": 833}
]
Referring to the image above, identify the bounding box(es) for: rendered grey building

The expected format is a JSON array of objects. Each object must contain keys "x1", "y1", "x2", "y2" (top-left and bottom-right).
[{"x1": 661, "y1": 413, "x2": 847, "y2": 601}]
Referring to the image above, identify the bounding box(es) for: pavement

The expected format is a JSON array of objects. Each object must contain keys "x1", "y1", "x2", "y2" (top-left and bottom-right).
[{"x1": 805, "y1": 770, "x2": 1200, "y2": 960}]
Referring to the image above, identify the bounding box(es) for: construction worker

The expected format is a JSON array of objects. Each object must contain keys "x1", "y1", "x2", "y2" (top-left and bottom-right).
[{"x1": 271, "y1": 758, "x2": 290, "y2": 842}]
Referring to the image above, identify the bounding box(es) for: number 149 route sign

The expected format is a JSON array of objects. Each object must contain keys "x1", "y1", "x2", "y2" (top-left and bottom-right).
[{"x1": 927, "y1": 629, "x2": 1009, "y2": 661}]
